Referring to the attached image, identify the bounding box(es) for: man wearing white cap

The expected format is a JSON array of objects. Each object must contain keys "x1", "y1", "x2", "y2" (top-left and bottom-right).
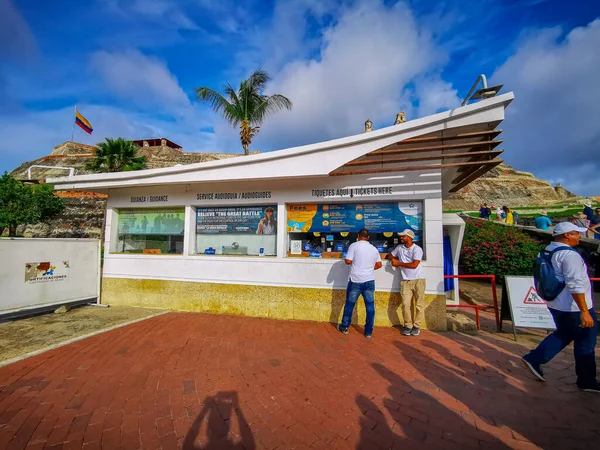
[
  {"x1": 522, "y1": 222, "x2": 599, "y2": 393},
  {"x1": 387, "y1": 229, "x2": 425, "y2": 336}
]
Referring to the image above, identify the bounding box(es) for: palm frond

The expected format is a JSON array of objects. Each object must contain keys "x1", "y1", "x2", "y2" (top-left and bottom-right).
[
  {"x1": 246, "y1": 69, "x2": 270, "y2": 91},
  {"x1": 251, "y1": 94, "x2": 293, "y2": 125},
  {"x1": 195, "y1": 87, "x2": 231, "y2": 114}
]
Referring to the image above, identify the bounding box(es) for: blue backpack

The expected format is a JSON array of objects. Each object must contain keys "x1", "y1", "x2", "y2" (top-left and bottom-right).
[{"x1": 533, "y1": 247, "x2": 578, "y2": 301}]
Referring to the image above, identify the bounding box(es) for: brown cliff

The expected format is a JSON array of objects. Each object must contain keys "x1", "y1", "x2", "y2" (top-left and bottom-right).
[{"x1": 443, "y1": 164, "x2": 577, "y2": 211}]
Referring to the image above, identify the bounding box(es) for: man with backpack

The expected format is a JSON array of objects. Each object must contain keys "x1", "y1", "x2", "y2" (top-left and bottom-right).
[{"x1": 523, "y1": 222, "x2": 599, "y2": 393}]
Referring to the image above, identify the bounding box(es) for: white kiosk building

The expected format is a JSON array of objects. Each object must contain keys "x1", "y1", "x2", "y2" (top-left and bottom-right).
[{"x1": 49, "y1": 93, "x2": 514, "y2": 331}]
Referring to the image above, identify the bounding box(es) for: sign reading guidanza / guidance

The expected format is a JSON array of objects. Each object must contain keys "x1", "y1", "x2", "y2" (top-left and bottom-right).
[{"x1": 196, "y1": 206, "x2": 277, "y2": 235}]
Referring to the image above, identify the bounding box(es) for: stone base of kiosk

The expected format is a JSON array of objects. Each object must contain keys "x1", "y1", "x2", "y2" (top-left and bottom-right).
[{"x1": 101, "y1": 278, "x2": 447, "y2": 331}]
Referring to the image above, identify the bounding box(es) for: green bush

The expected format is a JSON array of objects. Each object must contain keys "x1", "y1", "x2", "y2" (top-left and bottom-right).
[{"x1": 460, "y1": 219, "x2": 542, "y2": 278}]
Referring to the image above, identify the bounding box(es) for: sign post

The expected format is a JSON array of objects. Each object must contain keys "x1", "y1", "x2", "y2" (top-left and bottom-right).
[{"x1": 504, "y1": 276, "x2": 556, "y2": 341}]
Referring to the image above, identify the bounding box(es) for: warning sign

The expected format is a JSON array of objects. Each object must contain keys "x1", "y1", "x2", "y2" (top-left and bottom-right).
[
  {"x1": 523, "y1": 286, "x2": 546, "y2": 305},
  {"x1": 505, "y1": 276, "x2": 556, "y2": 330}
]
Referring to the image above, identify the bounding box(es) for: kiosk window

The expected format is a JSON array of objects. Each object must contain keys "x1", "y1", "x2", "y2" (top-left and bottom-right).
[
  {"x1": 195, "y1": 205, "x2": 277, "y2": 256},
  {"x1": 115, "y1": 208, "x2": 184, "y2": 254},
  {"x1": 286, "y1": 202, "x2": 423, "y2": 258}
]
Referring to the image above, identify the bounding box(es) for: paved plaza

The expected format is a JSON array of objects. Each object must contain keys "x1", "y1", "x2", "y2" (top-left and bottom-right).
[{"x1": 0, "y1": 312, "x2": 598, "y2": 450}]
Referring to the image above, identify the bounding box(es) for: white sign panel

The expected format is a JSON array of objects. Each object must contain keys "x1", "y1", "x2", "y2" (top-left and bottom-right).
[
  {"x1": 0, "y1": 238, "x2": 100, "y2": 314},
  {"x1": 505, "y1": 276, "x2": 556, "y2": 330}
]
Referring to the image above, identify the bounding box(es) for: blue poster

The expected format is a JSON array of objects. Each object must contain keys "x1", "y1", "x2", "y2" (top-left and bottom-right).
[
  {"x1": 196, "y1": 206, "x2": 277, "y2": 235},
  {"x1": 287, "y1": 202, "x2": 422, "y2": 240}
]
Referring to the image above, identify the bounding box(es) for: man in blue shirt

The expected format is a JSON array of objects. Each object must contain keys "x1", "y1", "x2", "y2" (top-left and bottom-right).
[
  {"x1": 479, "y1": 203, "x2": 490, "y2": 220},
  {"x1": 589, "y1": 207, "x2": 600, "y2": 240},
  {"x1": 583, "y1": 203, "x2": 594, "y2": 221},
  {"x1": 534, "y1": 211, "x2": 552, "y2": 230}
]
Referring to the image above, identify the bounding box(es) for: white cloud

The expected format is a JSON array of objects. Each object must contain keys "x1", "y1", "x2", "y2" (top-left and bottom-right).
[
  {"x1": 251, "y1": 0, "x2": 456, "y2": 151},
  {"x1": 492, "y1": 18, "x2": 600, "y2": 196},
  {"x1": 90, "y1": 49, "x2": 193, "y2": 115}
]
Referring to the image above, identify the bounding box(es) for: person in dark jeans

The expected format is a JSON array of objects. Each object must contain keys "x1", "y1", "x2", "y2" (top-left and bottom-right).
[
  {"x1": 522, "y1": 222, "x2": 600, "y2": 393},
  {"x1": 338, "y1": 228, "x2": 382, "y2": 338}
]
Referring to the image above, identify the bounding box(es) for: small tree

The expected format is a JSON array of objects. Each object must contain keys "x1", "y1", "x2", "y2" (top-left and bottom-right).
[
  {"x1": 0, "y1": 173, "x2": 65, "y2": 237},
  {"x1": 85, "y1": 137, "x2": 147, "y2": 173}
]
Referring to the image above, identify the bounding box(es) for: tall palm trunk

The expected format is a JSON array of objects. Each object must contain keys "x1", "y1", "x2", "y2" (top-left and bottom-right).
[{"x1": 240, "y1": 120, "x2": 253, "y2": 156}]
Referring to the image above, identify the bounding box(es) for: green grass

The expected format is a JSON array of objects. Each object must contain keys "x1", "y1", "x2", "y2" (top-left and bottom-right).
[
  {"x1": 518, "y1": 206, "x2": 595, "y2": 218},
  {"x1": 446, "y1": 203, "x2": 599, "y2": 217}
]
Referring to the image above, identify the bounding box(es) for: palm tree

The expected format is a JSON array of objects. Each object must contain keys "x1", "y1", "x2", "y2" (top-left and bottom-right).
[
  {"x1": 85, "y1": 138, "x2": 147, "y2": 173},
  {"x1": 195, "y1": 69, "x2": 292, "y2": 155}
]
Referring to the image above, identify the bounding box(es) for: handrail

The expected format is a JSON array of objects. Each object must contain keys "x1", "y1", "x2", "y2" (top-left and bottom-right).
[{"x1": 444, "y1": 274, "x2": 500, "y2": 332}]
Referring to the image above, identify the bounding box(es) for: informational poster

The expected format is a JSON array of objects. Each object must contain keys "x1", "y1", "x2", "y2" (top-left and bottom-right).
[
  {"x1": 505, "y1": 276, "x2": 556, "y2": 330},
  {"x1": 287, "y1": 202, "x2": 422, "y2": 240},
  {"x1": 118, "y1": 209, "x2": 185, "y2": 235},
  {"x1": 196, "y1": 206, "x2": 277, "y2": 235}
]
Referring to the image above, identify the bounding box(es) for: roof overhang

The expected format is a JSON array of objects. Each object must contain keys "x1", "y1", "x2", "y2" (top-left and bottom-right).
[{"x1": 48, "y1": 92, "x2": 514, "y2": 198}]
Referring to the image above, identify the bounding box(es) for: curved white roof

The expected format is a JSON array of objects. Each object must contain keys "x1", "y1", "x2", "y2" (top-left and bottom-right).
[{"x1": 48, "y1": 92, "x2": 514, "y2": 196}]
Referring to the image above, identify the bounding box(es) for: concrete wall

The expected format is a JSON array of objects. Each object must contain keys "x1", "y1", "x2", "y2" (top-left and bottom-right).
[{"x1": 0, "y1": 238, "x2": 100, "y2": 314}]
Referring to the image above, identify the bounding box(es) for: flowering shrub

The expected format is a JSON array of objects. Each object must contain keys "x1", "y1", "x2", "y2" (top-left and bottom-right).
[{"x1": 460, "y1": 219, "x2": 542, "y2": 278}]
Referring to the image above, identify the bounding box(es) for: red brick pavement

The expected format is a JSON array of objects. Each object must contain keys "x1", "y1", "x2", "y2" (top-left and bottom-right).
[{"x1": 0, "y1": 312, "x2": 598, "y2": 450}]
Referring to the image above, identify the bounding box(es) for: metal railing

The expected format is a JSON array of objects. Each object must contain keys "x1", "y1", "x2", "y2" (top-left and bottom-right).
[{"x1": 444, "y1": 274, "x2": 500, "y2": 332}]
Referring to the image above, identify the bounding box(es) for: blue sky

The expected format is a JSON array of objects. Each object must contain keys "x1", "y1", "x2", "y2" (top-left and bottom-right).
[{"x1": 1, "y1": 0, "x2": 599, "y2": 195}]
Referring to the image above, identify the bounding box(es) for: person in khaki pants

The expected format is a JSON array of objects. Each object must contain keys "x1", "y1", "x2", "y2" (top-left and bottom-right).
[{"x1": 386, "y1": 229, "x2": 425, "y2": 336}]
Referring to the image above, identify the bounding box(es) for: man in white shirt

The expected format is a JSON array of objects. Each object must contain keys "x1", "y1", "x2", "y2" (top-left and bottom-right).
[
  {"x1": 387, "y1": 229, "x2": 425, "y2": 336},
  {"x1": 338, "y1": 228, "x2": 382, "y2": 338},
  {"x1": 522, "y1": 222, "x2": 599, "y2": 393}
]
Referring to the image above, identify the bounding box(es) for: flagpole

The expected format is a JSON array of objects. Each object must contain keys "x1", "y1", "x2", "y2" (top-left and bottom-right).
[{"x1": 71, "y1": 105, "x2": 76, "y2": 142}]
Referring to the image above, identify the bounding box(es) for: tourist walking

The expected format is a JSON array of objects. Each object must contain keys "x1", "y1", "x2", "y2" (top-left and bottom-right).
[
  {"x1": 387, "y1": 229, "x2": 425, "y2": 336},
  {"x1": 338, "y1": 228, "x2": 382, "y2": 338},
  {"x1": 522, "y1": 222, "x2": 599, "y2": 393},
  {"x1": 479, "y1": 203, "x2": 491, "y2": 220},
  {"x1": 534, "y1": 211, "x2": 552, "y2": 230},
  {"x1": 583, "y1": 203, "x2": 594, "y2": 221},
  {"x1": 504, "y1": 206, "x2": 514, "y2": 225},
  {"x1": 495, "y1": 205, "x2": 504, "y2": 222},
  {"x1": 589, "y1": 207, "x2": 600, "y2": 240},
  {"x1": 571, "y1": 212, "x2": 589, "y2": 237}
]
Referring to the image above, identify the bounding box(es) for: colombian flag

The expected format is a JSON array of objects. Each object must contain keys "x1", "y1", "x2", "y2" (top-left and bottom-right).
[{"x1": 75, "y1": 110, "x2": 93, "y2": 134}]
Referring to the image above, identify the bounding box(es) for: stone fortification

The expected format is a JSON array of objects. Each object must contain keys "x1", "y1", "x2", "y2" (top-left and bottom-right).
[{"x1": 7, "y1": 140, "x2": 250, "y2": 238}]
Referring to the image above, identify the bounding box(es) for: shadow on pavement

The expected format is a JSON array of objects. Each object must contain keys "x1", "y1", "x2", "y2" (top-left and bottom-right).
[
  {"x1": 356, "y1": 362, "x2": 511, "y2": 449},
  {"x1": 394, "y1": 334, "x2": 600, "y2": 449},
  {"x1": 183, "y1": 391, "x2": 255, "y2": 450}
]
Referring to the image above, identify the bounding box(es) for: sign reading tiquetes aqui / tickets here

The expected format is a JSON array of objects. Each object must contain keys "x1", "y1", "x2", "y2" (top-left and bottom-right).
[{"x1": 505, "y1": 276, "x2": 556, "y2": 330}]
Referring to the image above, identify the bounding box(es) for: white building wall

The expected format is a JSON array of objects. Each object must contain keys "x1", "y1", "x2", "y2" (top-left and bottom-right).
[{"x1": 102, "y1": 173, "x2": 445, "y2": 295}]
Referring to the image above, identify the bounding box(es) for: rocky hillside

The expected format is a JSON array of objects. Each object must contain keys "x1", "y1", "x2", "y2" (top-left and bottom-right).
[
  {"x1": 10, "y1": 141, "x2": 245, "y2": 180},
  {"x1": 6, "y1": 141, "x2": 584, "y2": 239},
  {"x1": 7, "y1": 140, "x2": 249, "y2": 239},
  {"x1": 443, "y1": 164, "x2": 577, "y2": 211}
]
